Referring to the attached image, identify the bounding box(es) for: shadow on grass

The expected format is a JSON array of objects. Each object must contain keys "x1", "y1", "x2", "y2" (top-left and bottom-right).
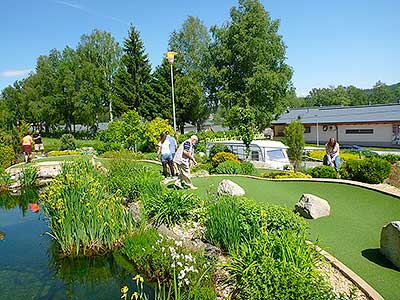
[{"x1": 361, "y1": 248, "x2": 399, "y2": 271}]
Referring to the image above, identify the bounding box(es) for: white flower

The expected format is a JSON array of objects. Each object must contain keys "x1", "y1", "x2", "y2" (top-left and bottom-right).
[
  {"x1": 184, "y1": 278, "x2": 190, "y2": 285},
  {"x1": 142, "y1": 247, "x2": 145, "y2": 251},
  {"x1": 177, "y1": 261, "x2": 183, "y2": 267},
  {"x1": 175, "y1": 240, "x2": 183, "y2": 247}
]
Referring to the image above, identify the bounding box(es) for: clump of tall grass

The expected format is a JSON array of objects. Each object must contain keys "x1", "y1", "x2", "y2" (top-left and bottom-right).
[
  {"x1": 0, "y1": 167, "x2": 11, "y2": 191},
  {"x1": 105, "y1": 160, "x2": 162, "y2": 202},
  {"x1": 19, "y1": 165, "x2": 39, "y2": 188},
  {"x1": 42, "y1": 157, "x2": 134, "y2": 256}
]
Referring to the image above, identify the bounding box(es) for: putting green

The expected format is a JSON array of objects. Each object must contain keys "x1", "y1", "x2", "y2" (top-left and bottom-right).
[{"x1": 192, "y1": 176, "x2": 400, "y2": 300}]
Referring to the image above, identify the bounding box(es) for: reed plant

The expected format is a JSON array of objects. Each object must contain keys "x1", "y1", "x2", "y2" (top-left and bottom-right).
[
  {"x1": 19, "y1": 165, "x2": 39, "y2": 188},
  {"x1": 0, "y1": 167, "x2": 11, "y2": 191},
  {"x1": 42, "y1": 157, "x2": 134, "y2": 256}
]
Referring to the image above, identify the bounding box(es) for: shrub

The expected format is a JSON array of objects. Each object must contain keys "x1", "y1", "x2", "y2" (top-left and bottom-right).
[
  {"x1": 340, "y1": 158, "x2": 392, "y2": 184},
  {"x1": 226, "y1": 231, "x2": 336, "y2": 300},
  {"x1": 105, "y1": 160, "x2": 162, "y2": 202},
  {"x1": 93, "y1": 141, "x2": 122, "y2": 155},
  {"x1": 121, "y1": 229, "x2": 215, "y2": 299},
  {"x1": 308, "y1": 150, "x2": 363, "y2": 162},
  {"x1": 261, "y1": 171, "x2": 311, "y2": 179},
  {"x1": 19, "y1": 165, "x2": 39, "y2": 188},
  {"x1": 0, "y1": 167, "x2": 11, "y2": 190},
  {"x1": 240, "y1": 161, "x2": 256, "y2": 175},
  {"x1": 307, "y1": 165, "x2": 337, "y2": 178},
  {"x1": 378, "y1": 153, "x2": 400, "y2": 163},
  {"x1": 208, "y1": 144, "x2": 231, "y2": 159},
  {"x1": 100, "y1": 149, "x2": 144, "y2": 160},
  {"x1": 0, "y1": 145, "x2": 15, "y2": 168},
  {"x1": 284, "y1": 120, "x2": 305, "y2": 171},
  {"x1": 59, "y1": 134, "x2": 76, "y2": 151},
  {"x1": 212, "y1": 151, "x2": 239, "y2": 168},
  {"x1": 214, "y1": 160, "x2": 242, "y2": 174},
  {"x1": 143, "y1": 117, "x2": 173, "y2": 151},
  {"x1": 143, "y1": 189, "x2": 196, "y2": 227}
]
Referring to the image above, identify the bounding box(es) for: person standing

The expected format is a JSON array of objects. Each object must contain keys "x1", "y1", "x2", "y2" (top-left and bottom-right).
[
  {"x1": 22, "y1": 132, "x2": 33, "y2": 163},
  {"x1": 173, "y1": 135, "x2": 198, "y2": 190},
  {"x1": 323, "y1": 137, "x2": 340, "y2": 171},
  {"x1": 157, "y1": 133, "x2": 175, "y2": 178},
  {"x1": 166, "y1": 130, "x2": 177, "y2": 176},
  {"x1": 33, "y1": 130, "x2": 45, "y2": 158}
]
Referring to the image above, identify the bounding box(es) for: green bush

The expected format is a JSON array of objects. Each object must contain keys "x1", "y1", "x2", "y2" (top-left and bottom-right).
[
  {"x1": 340, "y1": 157, "x2": 392, "y2": 184},
  {"x1": 378, "y1": 153, "x2": 400, "y2": 163},
  {"x1": 19, "y1": 165, "x2": 39, "y2": 188},
  {"x1": 0, "y1": 167, "x2": 11, "y2": 190},
  {"x1": 143, "y1": 189, "x2": 196, "y2": 227},
  {"x1": 0, "y1": 145, "x2": 15, "y2": 168},
  {"x1": 212, "y1": 151, "x2": 239, "y2": 168},
  {"x1": 93, "y1": 141, "x2": 122, "y2": 155},
  {"x1": 208, "y1": 144, "x2": 231, "y2": 159},
  {"x1": 240, "y1": 161, "x2": 256, "y2": 175},
  {"x1": 59, "y1": 134, "x2": 76, "y2": 151},
  {"x1": 206, "y1": 196, "x2": 307, "y2": 252},
  {"x1": 105, "y1": 160, "x2": 162, "y2": 202},
  {"x1": 121, "y1": 229, "x2": 215, "y2": 299},
  {"x1": 227, "y1": 231, "x2": 336, "y2": 300},
  {"x1": 307, "y1": 165, "x2": 337, "y2": 178},
  {"x1": 214, "y1": 160, "x2": 242, "y2": 174}
]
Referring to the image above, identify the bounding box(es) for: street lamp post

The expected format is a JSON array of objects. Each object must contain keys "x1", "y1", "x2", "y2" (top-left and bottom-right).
[{"x1": 165, "y1": 51, "x2": 177, "y2": 134}]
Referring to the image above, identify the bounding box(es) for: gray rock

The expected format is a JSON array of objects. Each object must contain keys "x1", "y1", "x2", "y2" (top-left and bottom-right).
[
  {"x1": 217, "y1": 179, "x2": 245, "y2": 196},
  {"x1": 295, "y1": 193, "x2": 331, "y2": 219},
  {"x1": 380, "y1": 221, "x2": 400, "y2": 270}
]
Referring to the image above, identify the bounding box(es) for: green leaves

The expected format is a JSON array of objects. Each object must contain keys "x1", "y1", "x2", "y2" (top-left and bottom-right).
[{"x1": 284, "y1": 120, "x2": 305, "y2": 171}]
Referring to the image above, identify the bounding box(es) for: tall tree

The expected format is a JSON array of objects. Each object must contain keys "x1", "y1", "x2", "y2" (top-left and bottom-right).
[
  {"x1": 77, "y1": 29, "x2": 122, "y2": 123},
  {"x1": 168, "y1": 16, "x2": 211, "y2": 130},
  {"x1": 369, "y1": 81, "x2": 394, "y2": 104},
  {"x1": 112, "y1": 25, "x2": 152, "y2": 116},
  {"x1": 210, "y1": 0, "x2": 293, "y2": 130}
]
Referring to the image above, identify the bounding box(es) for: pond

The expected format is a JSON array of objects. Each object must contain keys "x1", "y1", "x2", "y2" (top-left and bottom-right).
[{"x1": 0, "y1": 190, "x2": 153, "y2": 300}]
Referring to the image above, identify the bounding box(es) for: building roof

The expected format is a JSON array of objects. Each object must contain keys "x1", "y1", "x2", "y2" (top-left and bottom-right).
[{"x1": 272, "y1": 103, "x2": 400, "y2": 125}]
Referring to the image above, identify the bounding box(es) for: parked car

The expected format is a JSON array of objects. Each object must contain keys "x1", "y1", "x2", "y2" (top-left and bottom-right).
[
  {"x1": 206, "y1": 140, "x2": 290, "y2": 170},
  {"x1": 340, "y1": 144, "x2": 379, "y2": 156}
]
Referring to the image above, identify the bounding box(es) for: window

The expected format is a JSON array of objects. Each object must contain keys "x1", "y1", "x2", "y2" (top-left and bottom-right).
[
  {"x1": 251, "y1": 150, "x2": 260, "y2": 161},
  {"x1": 304, "y1": 126, "x2": 311, "y2": 133},
  {"x1": 266, "y1": 150, "x2": 286, "y2": 161},
  {"x1": 345, "y1": 129, "x2": 374, "y2": 134}
]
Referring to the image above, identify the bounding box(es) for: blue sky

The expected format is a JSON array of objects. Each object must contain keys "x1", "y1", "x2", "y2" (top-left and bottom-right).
[{"x1": 1, "y1": 0, "x2": 399, "y2": 96}]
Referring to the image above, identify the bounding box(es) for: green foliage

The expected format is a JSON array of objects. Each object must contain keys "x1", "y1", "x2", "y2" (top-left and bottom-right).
[
  {"x1": 93, "y1": 141, "x2": 122, "y2": 154},
  {"x1": 212, "y1": 151, "x2": 240, "y2": 168},
  {"x1": 240, "y1": 161, "x2": 256, "y2": 175},
  {"x1": 121, "y1": 229, "x2": 215, "y2": 299},
  {"x1": 19, "y1": 120, "x2": 31, "y2": 139},
  {"x1": 59, "y1": 134, "x2": 76, "y2": 150},
  {"x1": 225, "y1": 106, "x2": 256, "y2": 157},
  {"x1": 284, "y1": 120, "x2": 305, "y2": 171},
  {"x1": 226, "y1": 231, "x2": 335, "y2": 300},
  {"x1": 208, "y1": 143, "x2": 230, "y2": 159},
  {"x1": 19, "y1": 165, "x2": 39, "y2": 188},
  {"x1": 307, "y1": 165, "x2": 338, "y2": 179},
  {"x1": 209, "y1": 0, "x2": 293, "y2": 129},
  {"x1": 112, "y1": 25, "x2": 152, "y2": 116},
  {"x1": 105, "y1": 160, "x2": 162, "y2": 202},
  {"x1": 378, "y1": 153, "x2": 400, "y2": 163},
  {"x1": 340, "y1": 158, "x2": 392, "y2": 184},
  {"x1": 0, "y1": 145, "x2": 15, "y2": 168},
  {"x1": 143, "y1": 117, "x2": 174, "y2": 150},
  {"x1": 47, "y1": 150, "x2": 81, "y2": 157},
  {"x1": 214, "y1": 160, "x2": 242, "y2": 174},
  {"x1": 42, "y1": 157, "x2": 134, "y2": 256},
  {"x1": 0, "y1": 167, "x2": 11, "y2": 190},
  {"x1": 144, "y1": 189, "x2": 196, "y2": 227}
]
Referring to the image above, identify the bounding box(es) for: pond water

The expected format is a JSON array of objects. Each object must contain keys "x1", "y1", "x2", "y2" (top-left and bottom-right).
[{"x1": 0, "y1": 190, "x2": 153, "y2": 300}]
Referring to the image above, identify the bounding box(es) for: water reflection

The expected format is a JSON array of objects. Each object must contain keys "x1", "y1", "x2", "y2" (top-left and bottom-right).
[{"x1": 0, "y1": 191, "x2": 155, "y2": 300}]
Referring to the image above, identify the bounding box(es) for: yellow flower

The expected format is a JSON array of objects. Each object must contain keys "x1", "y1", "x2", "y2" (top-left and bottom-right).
[
  {"x1": 121, "y1": 286, "x2": 129, "y2": 294},
  {"x1": 132, "y1": 292, "x2": 139, "y2": 300}
]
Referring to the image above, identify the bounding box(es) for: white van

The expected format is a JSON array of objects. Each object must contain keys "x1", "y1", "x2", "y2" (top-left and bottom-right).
[{"x1": 206, "y1": 140, "x2": 290, "y2": 170}]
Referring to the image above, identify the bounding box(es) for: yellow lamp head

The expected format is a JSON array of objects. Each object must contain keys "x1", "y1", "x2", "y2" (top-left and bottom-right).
[{"x1": 165, "y1": 51, "x2": 177, "y2": 64}]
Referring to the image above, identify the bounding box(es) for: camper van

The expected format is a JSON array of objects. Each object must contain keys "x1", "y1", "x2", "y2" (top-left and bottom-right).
[{"x1": 206, "y1": 140, "x2": 290, "y2": 170}]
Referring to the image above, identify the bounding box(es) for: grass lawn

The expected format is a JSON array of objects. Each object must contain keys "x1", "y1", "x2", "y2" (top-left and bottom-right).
[{"x1": 192, "y1": 176, "x2": 400, "y2": 300}]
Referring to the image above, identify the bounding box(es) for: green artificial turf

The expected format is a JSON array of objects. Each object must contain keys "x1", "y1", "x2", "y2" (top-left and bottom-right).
[{"x1": 192, "y1": 176, "x2": 400, "y2": 300}]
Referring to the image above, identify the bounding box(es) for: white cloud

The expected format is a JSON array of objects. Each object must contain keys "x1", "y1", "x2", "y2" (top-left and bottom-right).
[{"x1": 0, "y1": 69, "x2": 33, "y2": 78}]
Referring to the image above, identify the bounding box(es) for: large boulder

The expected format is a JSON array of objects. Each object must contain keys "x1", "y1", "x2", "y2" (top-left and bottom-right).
[
  {"x1": 295, "y1": 193, "x2": 331, "y2": 219},
  {"x1": 380, "y1": 221, "x2": 400, "y2": 270},
  {"x1": 217, "y1": 179, "x2": 245, "y2": 196}
]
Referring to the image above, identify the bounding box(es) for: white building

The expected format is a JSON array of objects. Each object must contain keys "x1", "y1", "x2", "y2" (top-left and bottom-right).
[{"x1": 272, "y1": 103, "x2": 400, "y2": 148}]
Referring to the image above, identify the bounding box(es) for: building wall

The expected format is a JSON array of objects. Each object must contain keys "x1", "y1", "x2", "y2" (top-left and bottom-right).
[{"x1": 275, "y1": 123, "x2": 400, "y2": 147}]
